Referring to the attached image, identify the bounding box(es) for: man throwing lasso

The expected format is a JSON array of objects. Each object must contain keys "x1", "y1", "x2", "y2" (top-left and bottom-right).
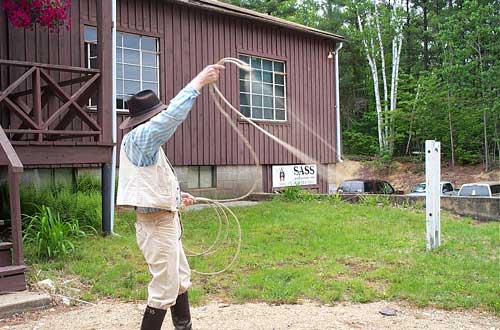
[{"x1": 116, "y1": 64, "x2": 224, "y2": 330}]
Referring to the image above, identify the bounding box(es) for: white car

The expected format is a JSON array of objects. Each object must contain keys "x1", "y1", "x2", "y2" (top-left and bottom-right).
[
  {"x1": 407, "y1": 181, "x2": 457, "y2": 196},
  {"x1": 458, "y1": 182, "x2": 500, "y2": 198}
]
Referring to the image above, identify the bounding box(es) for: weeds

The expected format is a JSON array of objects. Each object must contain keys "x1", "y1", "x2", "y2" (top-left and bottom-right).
[
  {"x1": 359, "y1": 195, "x2": 391, "y2": 207},
  {"x1": 75, "y1": 174, "x2": 101, "y2": 194},
  {"x1": 23, "y1": 206, "x2": 93, "y2": 261}
]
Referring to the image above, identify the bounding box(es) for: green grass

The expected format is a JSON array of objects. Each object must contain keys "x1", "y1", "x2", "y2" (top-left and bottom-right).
[{"x1": 27, "y1": 200, "x2": 500, "y2": 313}]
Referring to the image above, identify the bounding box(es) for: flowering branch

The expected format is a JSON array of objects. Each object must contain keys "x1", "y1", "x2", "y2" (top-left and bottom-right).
[{"x1": 2, "y1": 0, "x2": 71, "y2": 32}]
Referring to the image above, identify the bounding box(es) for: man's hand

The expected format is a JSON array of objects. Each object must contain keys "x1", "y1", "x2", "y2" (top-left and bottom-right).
[
  {"x1": 181, "y1": 192, "x2": 196, "y2": 207},
  {"x1": 190, "y1": 64, "x2": 225, "y2": 91}
]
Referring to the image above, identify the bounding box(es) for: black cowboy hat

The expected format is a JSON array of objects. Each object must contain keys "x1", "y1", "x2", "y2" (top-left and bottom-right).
[{"x1": 119, "y1": 90, "x2": 167, "y2": 130}]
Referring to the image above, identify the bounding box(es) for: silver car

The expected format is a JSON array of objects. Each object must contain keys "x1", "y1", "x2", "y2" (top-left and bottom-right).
[
  {"x1": 407, "y1": 181, "x2": 457, "y2": 196},
  {"x1": 458, "y1": 182, "x2": 500, "y2": 198}
]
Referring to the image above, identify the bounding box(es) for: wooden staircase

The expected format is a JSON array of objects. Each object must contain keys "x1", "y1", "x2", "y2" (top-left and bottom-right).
[{"x1": 0, "y1": 242, "x2": 26, "y2": 291}]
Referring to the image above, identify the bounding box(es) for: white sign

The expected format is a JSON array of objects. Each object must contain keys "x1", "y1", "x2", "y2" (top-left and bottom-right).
[{"x1": 272, "y1": 164, "x2": 318, "y2": 188}]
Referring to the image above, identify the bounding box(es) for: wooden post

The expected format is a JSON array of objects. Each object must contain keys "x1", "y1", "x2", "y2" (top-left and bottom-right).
[
  {"x1": 425, "y1": 140, "x2": 441, "y2": 250},
  {"x1": 33, "y1": 68, "x2": 42, "y2": 141},
  {"x1": 96, "y1": 0, "x2": 113, "y2": 143},
  {"x1": 8, "y1": 167, "x2": 23, "y2": 265}
]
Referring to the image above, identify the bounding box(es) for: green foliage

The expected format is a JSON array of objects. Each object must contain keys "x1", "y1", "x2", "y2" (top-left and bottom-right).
[
  {"x1": 279, "y1": 185, "x2": 302, "y2": 201},
  {"x1": 23, "y1": 206, "x2": 91, "y2": 261},
  {"x1": 75, "y1": 174, "x2": 101, "y2": 194},
  {"x1": 359, "y1": 195, "x2": 390, "y2": 207},
  {"x1": 343, "y1": 130, "x2": 379, "y2": 156},
  {"x1": 21, "y1": 185, "x2": 102, "y2": 232}
]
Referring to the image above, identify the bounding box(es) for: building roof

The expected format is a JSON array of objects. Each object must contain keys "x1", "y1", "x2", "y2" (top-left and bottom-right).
[{"x1": 171, "y1": 0, "x2": 345, "y2": 42}]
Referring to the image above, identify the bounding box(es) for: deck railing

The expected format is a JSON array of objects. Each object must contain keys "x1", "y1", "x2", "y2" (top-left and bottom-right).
[
  {"x1": 0, "y1": 59, "x2": 102, "y2": 142},
  {"x1": 0, "y1": 125, "x2": 23, "y2": 266}
]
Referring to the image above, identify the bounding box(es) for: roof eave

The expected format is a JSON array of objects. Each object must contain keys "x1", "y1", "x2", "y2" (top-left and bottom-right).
[{"x1": 170, "y1": 0, "x2": 346, "y2": 42}]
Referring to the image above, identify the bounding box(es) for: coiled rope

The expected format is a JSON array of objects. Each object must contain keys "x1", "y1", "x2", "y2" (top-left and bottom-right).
[{"x1": 183, "y1": 57, "x2": 340, "y2": 275}]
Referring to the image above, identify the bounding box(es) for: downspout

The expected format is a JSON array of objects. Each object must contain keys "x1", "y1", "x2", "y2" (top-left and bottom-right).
[
  {"x1": 334, "y1": 42, "x2": 343, "y2": 162},
  {"x1": 110, "y1": 0, "x2": 117, "y2": 233}
]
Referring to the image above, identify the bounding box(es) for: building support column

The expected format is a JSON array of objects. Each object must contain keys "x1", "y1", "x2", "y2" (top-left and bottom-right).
[
  {"x1": 97, "y1": 0, "x2": 114, "y2": 235},
  {"x1": 101, "y1": 163, "x2": 113, "y2": 235}
]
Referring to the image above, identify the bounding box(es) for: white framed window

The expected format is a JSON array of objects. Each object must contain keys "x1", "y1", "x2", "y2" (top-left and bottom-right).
[
  {"x1": 239, "y1": 54, "x2": 287, "y2": 121},
  {"x1": 84, "y1": 26, "x2": 160, "y2": 112}
]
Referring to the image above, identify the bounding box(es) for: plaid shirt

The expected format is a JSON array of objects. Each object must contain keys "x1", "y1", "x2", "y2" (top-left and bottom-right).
[{"x1": 122, "y1": 84, "x2": 200, "y2": 213}]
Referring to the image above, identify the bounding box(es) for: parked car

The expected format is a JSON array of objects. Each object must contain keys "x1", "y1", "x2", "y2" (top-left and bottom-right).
[
  {"x1": 407, "y1": 181, "x2": 457, "y2": 196},
  {"x1": 458, "y1": 182, "x2": 500, "y2": 198},
  {"x1": 337, "y1": 179, "x2": 404, "y2": 195}
]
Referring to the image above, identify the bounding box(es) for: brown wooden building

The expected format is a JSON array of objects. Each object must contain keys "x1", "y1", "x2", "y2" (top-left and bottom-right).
[{"x1": 0, "y1": 0, "x2": 344, "y2": 290}]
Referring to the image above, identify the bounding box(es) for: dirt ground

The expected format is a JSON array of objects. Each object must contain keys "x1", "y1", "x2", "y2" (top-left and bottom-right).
[{"x1": 1, "y1": 300, "x2": 498, "y2": 330}]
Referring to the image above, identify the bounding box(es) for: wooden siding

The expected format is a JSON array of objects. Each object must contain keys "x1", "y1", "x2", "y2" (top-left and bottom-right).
[
  {"x1": 1, "y1": 0, "x2": 338, "y2": 168},
  {"x1": 86, "y1": 0, "x2": 339, "y2": 167}
]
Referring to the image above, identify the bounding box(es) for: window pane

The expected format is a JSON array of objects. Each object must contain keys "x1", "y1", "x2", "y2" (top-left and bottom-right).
[
  {"x1": 124, "y1": 65, "x2": 140, "y2": 80},
  {"x1": 240, "y1": 93, "x2": 250, "y2": 106},
  {"x1": 116, "y1": 48, "x2": 123, "y2": 62},
  {"x1": 143, "y1": 82, "x2": 159, "y2": 94},
  {"x1": 123, "y1": 34, "x2": 140, "y2": 49},
  {"x1": 116, "y1": 33, "x2": 123, "y2": 46},
  {"x1": 239, "y1": 69, "x2": 250, "y2": 81},
  {"x1": 262, "y1": 71, "x2": 273, "y2": 83},
  {"x1": 143, "y1": 53, "x2": 157, "y2": 67},
  {"x1": 276, "y1": 109, "x2": 286, "y2": 120},
  {"x1": 263, "y1": 83, "x2": 273, "y2": 96},
  {"x1": 276, "y1": 97, "x2": 285, "y2": 109},
  {"x1": 251, "y1": 82, "x2": 263, "y2": 94},
  {"x1": 124, "y1": 80, "x2": 141, "y2": 94},
  {"x1": 142, "y1": 67, "x2": 158, "y2": 82},
  {"x1": 251, "y1": 57, "x2": 262, "y2": 69},
  {"x1": 116, "y1": 97, "x2": 125, "y2": 109},
  {"x1": 89, "y1": 58, "x2": 97, "y2": 69},
  {"x1": 275, "y1": 85, "x2": 285, "y2": 97},
  {"x1": 262, "y1": 59, "x2": 273, "y2": 71},
  {"x1": 240, "y1": 106, "x2": 251, "y2": 117},
  {"x1": 141, "y1": 37, "x2": 157, "y2": 51},
  {"x1": 252, "y1": 107, "x2": 263, "y2": 119},
  {"x1": 240, "y1": 80, "x2": 250, "y2": 93},
  {"x1": 263, "y1": 96, "x2": 273, "y2": 108},
  {"x1": 116, "y1": 64, "x2": 123, "y2": 78},
  {"x1": 124, "y1": 50, "x2": 140, "y2": 64},
  {"x1": 251, "y1": 70, "x2": 262, "y2": 82},
  {"x1": 263, "y1": 108, "x2": 274, "y2": 120},
  {"x1": 239, "y1": 55, "x2": 250, "y2": 64},
  {"x1": 275, "y1": 73, "x2": 285, "y2": 85},
  {"x1": 90, "y1": 44, "x2": 98, "y2": 57},
  {"x1": 84, "y1": 26, "x2": 97, "y2": 42},
  {"x1": 252, "y1": 95, "x2": 262, "y2": 107},
  {"x1": 274, "y1": 62, "x2": 285, "y2": 72},
  {"x1": 116, "y1": 79, "x2": 124, "y2": 94},
  {"x1": 199, "y1": 166, "x2": 214, "y2": 188}
]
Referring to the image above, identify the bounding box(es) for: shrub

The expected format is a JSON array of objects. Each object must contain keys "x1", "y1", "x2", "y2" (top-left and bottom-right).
[
  {"x1": 21, "y1": 185, "x2": 101, "y2": 232},
  {"x1": 280, "y1": 185, "x2": 302, "y2": 201},
  {"x1": 23, "y1": 206, "x2": 91, "y2": 261}
]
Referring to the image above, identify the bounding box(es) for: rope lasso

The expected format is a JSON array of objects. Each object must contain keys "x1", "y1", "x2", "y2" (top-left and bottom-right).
[{"x1": 183, "y1": 57, "x2": 342, "y2": 275}]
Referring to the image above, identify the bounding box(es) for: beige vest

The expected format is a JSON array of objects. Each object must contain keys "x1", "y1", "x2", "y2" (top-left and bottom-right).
[{"x1": 116, "y1": 143, "x2": 180, "y2": 211}]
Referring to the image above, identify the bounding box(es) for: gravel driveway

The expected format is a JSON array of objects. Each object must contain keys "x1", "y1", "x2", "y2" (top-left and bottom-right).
[{"x1": 2, "y1": 300, "x2": 499, "y2": 330}]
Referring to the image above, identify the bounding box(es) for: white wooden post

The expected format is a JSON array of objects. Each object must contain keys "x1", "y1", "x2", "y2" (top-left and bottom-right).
[{"x1": 425, "y1": 140, "x2": 441, "y2": 250}]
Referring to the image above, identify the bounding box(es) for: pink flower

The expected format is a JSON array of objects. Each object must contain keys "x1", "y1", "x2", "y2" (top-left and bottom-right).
[{"x1": 3, "y1": 0, "x2": 71, "y2": 31}]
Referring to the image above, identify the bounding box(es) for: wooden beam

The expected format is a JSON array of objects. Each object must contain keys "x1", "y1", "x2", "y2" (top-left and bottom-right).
[
  {"x1": 5, "y1": 129, "x2": 101, "y2": 136},
  {"x1": 0, "y1": 66, "x2": 36, "y2": 104},
  {"x1": 0, "y1": 126, "x2": 23, "y2": 171},
  {"x1": 33, "y1": 68, "x2": 42, "y2": 141},
  {"x1": 9, "y1": 74, "x2": 93, "y2": 99},
  {"x1": 0, "y1": 59, "x2": 100, "y2": 74},
  {"x1": 8, "y1": 168, "x2": 24, "y2": 266},
  {"x1": 96, "y1": 0, "x2": 113, "y2": 143},
  {"x1": 40, "y1": 69, "x2": 101, "y2": 131},
  {"x1": 2, "y1": 97, "x2": 38, "y2": 129},
  {"x1": 0, "y1": 145, "x2": 113, "y2": 165}
]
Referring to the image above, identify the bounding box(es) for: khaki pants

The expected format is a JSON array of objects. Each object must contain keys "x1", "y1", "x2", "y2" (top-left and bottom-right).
[{"x1": 135, "y1": 210, "x2": 191, "y2": 310}]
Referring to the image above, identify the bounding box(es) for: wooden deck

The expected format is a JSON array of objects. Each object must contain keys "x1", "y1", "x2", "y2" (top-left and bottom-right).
[{"x1": 0, "y1": 0, "x2": 114, "y2": 292}]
